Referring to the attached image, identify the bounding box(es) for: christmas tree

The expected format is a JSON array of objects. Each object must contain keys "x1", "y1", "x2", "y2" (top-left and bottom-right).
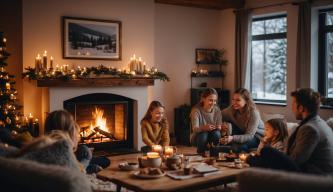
[{"x1": 0, "y1": 32, "x2": 26, "y2": 147}]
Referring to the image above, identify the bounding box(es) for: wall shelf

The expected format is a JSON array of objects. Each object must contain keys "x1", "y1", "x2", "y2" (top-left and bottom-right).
[{"x1": 37, "y1": 78, "x2": 155, "y2": 87}]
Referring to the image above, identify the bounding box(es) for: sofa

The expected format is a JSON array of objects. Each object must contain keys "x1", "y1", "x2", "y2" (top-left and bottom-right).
[
  {"x1": 0, "y1": 156, "x2": 92, "y2": 192},
  {"x1": 237, "y1": 168, "x2": 333, "y2": 192}
]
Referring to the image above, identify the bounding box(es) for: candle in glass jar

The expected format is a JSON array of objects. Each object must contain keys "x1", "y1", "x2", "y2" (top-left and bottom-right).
[
  {"x1": 164, "y1": 146, "x2": 174, "y2": 157},
  {"x1": 147, "y1": 152, "x2": 159, "y2": 158},
  {"x1": 239, "y1": 153, "x2": 247, "y2": 162},
  {"x1": 152, "y1": 145, "x2": 162, "y2": 153}
]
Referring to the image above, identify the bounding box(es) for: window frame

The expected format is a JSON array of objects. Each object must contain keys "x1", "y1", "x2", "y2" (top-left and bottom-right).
[
  {"x1": 318, "y1": 8, "x2": 333, "y2": 102},
  {"x1": 250, "y1": 14, "x2": 287, "y2": 104}
]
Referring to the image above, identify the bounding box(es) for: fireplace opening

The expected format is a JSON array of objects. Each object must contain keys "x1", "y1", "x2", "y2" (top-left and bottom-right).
[{"x1": 64, "y1": 93, "x2": 134, "y2": 151}]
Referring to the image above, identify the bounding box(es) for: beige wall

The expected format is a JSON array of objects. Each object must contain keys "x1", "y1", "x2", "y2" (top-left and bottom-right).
[
  {"x1": 154, "y1": 4, "x2": 224, "y2": 133},
  {"x1": 22, "y1": 0, "x2": 155, "y2": 124}
]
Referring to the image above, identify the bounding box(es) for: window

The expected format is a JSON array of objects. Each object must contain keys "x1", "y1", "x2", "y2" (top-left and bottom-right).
[
  {"x1": 319, "y1": 9, "x2": 333, "y2": 99},
  {"x1": 250, "y1": 15, "x2": 287, "y2": 103}
]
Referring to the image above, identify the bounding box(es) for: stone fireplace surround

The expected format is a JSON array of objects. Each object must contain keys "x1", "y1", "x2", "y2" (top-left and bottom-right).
[{"x1": 48, "y1": 86, "x2": 149, "y2": 150}]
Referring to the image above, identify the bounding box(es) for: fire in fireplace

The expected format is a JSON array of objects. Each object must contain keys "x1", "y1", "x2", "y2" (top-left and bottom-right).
[
  {"x1": 64, "y1": 93, "x2": 134, "y2": 151},
  {"x1": 79, "y1": 106, "x2": 126, "y2": 144}
]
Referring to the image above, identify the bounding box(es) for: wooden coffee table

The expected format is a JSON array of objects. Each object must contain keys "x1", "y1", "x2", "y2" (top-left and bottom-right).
[{"x1": 97, "y1": 147, "x2": 245, "y2": 192}]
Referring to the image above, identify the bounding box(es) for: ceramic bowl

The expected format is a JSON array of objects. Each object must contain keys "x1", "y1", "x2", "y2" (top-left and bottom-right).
[{"x1": 145, "y1": 157, "x2": 162, "y2": 168}]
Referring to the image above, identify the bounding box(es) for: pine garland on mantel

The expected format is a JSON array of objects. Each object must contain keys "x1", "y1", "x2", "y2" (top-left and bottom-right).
[{"x1": 22, "y1": 65, "x2": 170, "y2": 82}]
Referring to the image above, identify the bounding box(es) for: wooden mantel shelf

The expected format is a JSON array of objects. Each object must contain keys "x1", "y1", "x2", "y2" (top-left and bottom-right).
[{"x1": 37, "y1": 78, "x2": 155, "y2": 87}]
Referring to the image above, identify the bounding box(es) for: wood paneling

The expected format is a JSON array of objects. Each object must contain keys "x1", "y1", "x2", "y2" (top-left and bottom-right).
[{"x1": 155, "y1": 0, "x2": 244, "y2": 10}]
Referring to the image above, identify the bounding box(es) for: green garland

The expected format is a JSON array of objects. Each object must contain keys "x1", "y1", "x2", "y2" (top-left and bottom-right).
[{"x1": 22, "y1": 65, "x2": 170, "y2": 82}]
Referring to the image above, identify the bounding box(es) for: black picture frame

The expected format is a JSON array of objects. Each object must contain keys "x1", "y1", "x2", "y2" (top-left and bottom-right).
[
  {"x1": 195, "y1": 49, "x2": 220, "y2": 64},
  {"x1": 62, "y1": 16, "x2": 122, "y2": 60}
]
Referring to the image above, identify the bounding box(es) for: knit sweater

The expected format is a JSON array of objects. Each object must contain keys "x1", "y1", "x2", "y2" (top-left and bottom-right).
[
  {"x1": 190, "y1": 105, "x2": 222, "y2": 140},
  {"x1": 222, "y1": 106, "x2": 264, "y2": 143},
  {"x1": 257, "y1": 139, "x2": 287, "y2": 154},
  {"x1": 141, "y1": 119, "x2": 170, "y2": 147}
]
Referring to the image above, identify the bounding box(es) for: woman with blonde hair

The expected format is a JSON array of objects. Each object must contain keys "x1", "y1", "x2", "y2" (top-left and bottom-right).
[{"x1": 190, "y1": 88, "x2": 222, "y2": 155}]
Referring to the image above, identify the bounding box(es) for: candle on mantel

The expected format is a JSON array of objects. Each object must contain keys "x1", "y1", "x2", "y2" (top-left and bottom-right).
[
  {"x1": 43, "y1": 50, "x2": 47, "y2": 69},
  {"x1": 152, "y1": 145, "x2": 162, "y2": 153},
  {"x1": 50, "y1": 56, "x2": 54, "y2": 69},
  {"x1": 35, "y1": 54, "x2": 42, "y2": 71},
  {"x1": 164, "y1": 146, "x2": 174, "y2": 157}
]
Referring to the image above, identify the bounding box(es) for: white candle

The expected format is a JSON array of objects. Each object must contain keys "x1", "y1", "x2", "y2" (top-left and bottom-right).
[
  {"x1": 43, "y1": 50, "x2": 47, "y2": 69},
  {"x1": 50, "y1": 56, "x2": 54, "y2": 69},
  {"x1": 152, "y1": 145, "x2": 162, "y2": 153}
]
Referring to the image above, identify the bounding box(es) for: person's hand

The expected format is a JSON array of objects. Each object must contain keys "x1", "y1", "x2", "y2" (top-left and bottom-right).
[
  {"x1": 262, "y1": 136, "x2": 271, "y2": 143},
  {"x1": 226, "y1": 136, "x2": 233, "y2": 144},
  {"x1": 202, "y1": 124, "x2": 216, "y2": 131},
  {"x1": 215, "y1": 124, "x2": 222, "y2": 130},
  {"x1": 221, "y1": 122, "x2": 229, "y2": 132}
]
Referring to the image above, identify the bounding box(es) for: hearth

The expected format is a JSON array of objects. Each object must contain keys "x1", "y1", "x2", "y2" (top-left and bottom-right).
[{"x1": 64, "y1": 93, "x2": 134, "y2": 151}]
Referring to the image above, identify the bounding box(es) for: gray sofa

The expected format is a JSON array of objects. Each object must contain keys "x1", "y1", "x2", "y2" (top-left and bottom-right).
[
  {"x1": 238, "y1": 168, "x2": 333, "y2": 192},
  {"x1": 0, "y1": 156, "x2": 92, "y2": 192}
]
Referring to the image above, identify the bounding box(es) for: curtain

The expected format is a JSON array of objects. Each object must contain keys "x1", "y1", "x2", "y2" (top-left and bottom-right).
[
  {"x1": 235, "y1": 9, "x2": 252, "y2": 89},
  {"x1": 296, "y1": 1, "x2": 311, "y2": 88}
]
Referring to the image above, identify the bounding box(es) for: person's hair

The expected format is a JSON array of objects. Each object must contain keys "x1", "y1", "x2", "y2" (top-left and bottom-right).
[
  {"x1": 290, "y1": 88, "x2": 321, "y2": 114},
  {"x1": 16, "y1": 130, "x2": 73, "y2": 157},
  {"x1": 141, "y1": 101, "x2": 166, "y2": 123},
  {"x1": 199, "y1": 88, "x2": 218, "y2": 106},
  {"x1": 44, "y1": 110, "x2": 78, "y2": 143},
  {"x1": 233, "y1": 88, "x2": 256, "y2": 117},
  {"x1": 266, "y1": 118, "x2": 288, "y2": 142}
]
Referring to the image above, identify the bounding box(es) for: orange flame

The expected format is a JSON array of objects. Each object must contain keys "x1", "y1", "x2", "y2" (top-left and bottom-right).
[{"x1": 90, "y1": 107, "x2": 108, "y2": 132}]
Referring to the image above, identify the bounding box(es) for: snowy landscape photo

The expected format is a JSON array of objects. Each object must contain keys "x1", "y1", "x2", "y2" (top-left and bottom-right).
[{"x1": 62, "y1": 17, "x2": 121, "y2": 60}]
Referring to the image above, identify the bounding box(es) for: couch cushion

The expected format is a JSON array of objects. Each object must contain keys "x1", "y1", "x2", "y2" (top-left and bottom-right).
[
  {"x1": 0, "y1": 157, "x2": 92, "y2": 192},
  {"x1": 238, "y1": 168, "x2": 333, "y2": 192}
]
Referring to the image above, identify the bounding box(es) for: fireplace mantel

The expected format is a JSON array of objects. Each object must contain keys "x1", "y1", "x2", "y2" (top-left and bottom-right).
[{"x1": 37, "y1": 77, "x2": 154, "y2": 87}]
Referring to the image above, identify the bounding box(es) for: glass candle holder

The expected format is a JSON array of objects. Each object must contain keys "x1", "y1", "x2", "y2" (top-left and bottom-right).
[{"x1": 164, "y1": 146, "x2": 174, "y2": 157}]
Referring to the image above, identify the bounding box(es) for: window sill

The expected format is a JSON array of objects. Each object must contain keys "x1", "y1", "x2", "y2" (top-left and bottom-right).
[
  {"x1": 320, "y1": 105, "x2": 333, "y2": 110},
  {"x1": 254, "y1": 100, "x2": 287, "y2": 107}
]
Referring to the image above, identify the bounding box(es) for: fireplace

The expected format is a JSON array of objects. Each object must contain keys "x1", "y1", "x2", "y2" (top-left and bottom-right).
[{"x1": 64, "y1": 93, "x2": 134, "y2": 151}]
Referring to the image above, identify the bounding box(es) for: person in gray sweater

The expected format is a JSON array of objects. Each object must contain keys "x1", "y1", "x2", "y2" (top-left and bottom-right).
[
  {"x1": 190, "y1": 88, "x2": 222, "y2": 155},
  {"x1": 221, "y1": 88, "x2": 264, "y2": 152}
]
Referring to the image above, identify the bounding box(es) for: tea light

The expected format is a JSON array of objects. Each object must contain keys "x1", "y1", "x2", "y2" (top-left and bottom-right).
[
  {"x1": 164, "y1": 146, "x2": 174, "y2": 157},
  {"x1": 5, "y1": 83, "x2": 10, "y2": 90},
  {"x1": 147, "y1": 152, "x2": 159, "y2": 158},
  {"x1": 239, "y1": 153, "x2": 247, "y2": 162},
  {"x1": 152, "y1": 145, "x2": 162, "y2": 153}
]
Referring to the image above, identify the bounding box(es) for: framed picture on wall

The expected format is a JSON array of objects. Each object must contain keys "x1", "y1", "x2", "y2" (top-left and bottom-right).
[
  {"x1": 195, "y1": 49, "x2": 220, "y2": 64},
  {"x1": 62, "y1": 16, "x2": 121, "y2": 60}
]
